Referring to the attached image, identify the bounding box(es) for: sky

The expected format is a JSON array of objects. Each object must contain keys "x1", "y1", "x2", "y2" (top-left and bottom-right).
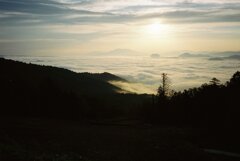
[{"x1": 0, "y1": 0, "x2": 240, "y2": 56}]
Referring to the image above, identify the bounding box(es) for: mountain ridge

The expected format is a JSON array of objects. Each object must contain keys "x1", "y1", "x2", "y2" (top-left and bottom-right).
[{"x1": 0, "y1": 58, "x2": 125, "y2": 95}]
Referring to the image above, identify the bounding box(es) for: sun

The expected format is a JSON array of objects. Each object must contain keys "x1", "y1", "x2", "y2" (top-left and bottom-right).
[
  {"x1": 137, "y1": 20, "x2": 172, "y2": 44},
  {"x1": 148, "y1": 22, "x2": 162, "y2": 34},
  {"x1": 144, "y1": 21, "x2": 170, "y2": 36}
]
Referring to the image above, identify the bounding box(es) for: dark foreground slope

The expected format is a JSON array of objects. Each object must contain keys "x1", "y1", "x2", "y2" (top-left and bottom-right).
[
  {"x1": 1, "y1": 58, "x2": 240, "y2": 161},
  {"x1": 0, "y1": 58, "x2": 149, "y2": 119},
  {"x1": 1, "y1": 117, "x2": 240, "y2": 161}
]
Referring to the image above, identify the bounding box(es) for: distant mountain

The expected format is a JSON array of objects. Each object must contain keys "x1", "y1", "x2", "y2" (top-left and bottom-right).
[
  {"x1": 150, "y1": 53, "x2": 160, "y2": 58},
  {"x1": 179, "y1": 53, "x2": 209, "y2": 58},
  {"x1": 208, "y1": 57, "x2": 224, "y2": 61},
  {"x1": 212, "y1": 51, "x2": 240, "y2": 57},
  {"x1": 228, "y1": 55, "x2": 240, "y2": 60},
  {"x1": 0, "y1": 58, "x2": 124, "y2": 96},
  {"x1": 89, "y1": 49, "x2": 141, "y2": 57},
  {"x1": 209, "y1": 55, "x2": 240, "y2": 61}
]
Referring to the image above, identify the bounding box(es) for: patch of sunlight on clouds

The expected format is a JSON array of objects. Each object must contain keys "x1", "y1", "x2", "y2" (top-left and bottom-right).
[{"x1": 109, "y1": 81, "x2": 155, "y2": 94}]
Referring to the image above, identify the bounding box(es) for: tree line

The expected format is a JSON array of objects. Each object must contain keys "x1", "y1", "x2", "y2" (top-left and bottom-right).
[{"x1": 140, "y1": 71, "x2": 240, "y2": 144}]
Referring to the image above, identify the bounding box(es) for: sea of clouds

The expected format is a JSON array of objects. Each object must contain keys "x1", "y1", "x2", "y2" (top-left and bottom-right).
[{"x1": 2, "y1": 55, "x2": 240, "y2": 94}]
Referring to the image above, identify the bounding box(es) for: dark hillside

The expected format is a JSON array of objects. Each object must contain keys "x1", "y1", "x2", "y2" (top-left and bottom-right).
[
  {"x1": 0, "y1": 58, "x2": 122, "y2": 95},
  {"x1": 0, "y1": 58, "x2": 132, "y2": 119},
  {"x1": 0, "y1": 58, "x2": 149, "y2": 119},
  {"x1": 81, "y1": 72, "x2": 126, "y2": 82}
]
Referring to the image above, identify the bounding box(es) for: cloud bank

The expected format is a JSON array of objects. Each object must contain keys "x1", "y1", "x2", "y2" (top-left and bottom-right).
[{"x1": 3, "y1": 54, "x2": 240, "y2": 93}]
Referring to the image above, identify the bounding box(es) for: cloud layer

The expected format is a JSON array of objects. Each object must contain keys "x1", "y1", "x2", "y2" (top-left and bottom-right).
[{"x1": 3, "y1": 54, "x2": 240, "y2": 93}]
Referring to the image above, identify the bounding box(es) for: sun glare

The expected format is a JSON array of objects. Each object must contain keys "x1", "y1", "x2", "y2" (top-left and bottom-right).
[
  {"x1": 148, "y1": 22, "x2": 162, "y2": 34},
  {"x1": 144, "y1": 21, "x2": 170, "y2": 37}
]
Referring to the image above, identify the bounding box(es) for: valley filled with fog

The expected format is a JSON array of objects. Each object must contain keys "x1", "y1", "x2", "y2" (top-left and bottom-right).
[{"x1": 3, "y1": 53, "x2": 240, "y2": 93}]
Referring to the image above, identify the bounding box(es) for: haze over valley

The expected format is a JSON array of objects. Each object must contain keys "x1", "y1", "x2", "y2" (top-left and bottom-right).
[{"x1": 3, "y1": 50, "x2": 240, "y2": 93}]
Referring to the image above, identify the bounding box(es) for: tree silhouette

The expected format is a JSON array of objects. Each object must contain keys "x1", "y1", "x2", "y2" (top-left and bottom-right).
[
  {"x1": 157, "y1": 73, "x2": 171, "y2": 99},
  {"x1": 228, "y1": 71, "x2": 240, "y2": 87},
  {"x1": 209, "y1": 77, "x2": 220, "y2": 86}
]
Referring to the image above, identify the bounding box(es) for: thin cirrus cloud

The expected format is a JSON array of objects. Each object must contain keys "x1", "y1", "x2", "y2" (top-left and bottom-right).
[
  {"x1": 0, "y1": 0, "x2": 240, "y2": 27},
  {"x1": 1, "y1": 0, "x2": 240, "y2": 25}
]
